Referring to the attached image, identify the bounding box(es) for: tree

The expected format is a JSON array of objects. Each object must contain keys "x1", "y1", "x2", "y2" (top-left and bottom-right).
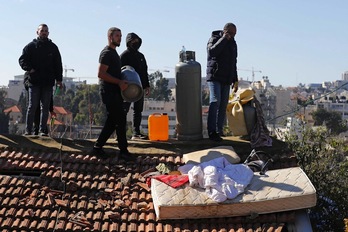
[
  {"x1": 0, "y1": 89, "x2": 9, "y2": 133},
  {"x1": 71, "y1": 84, "x2": 106, "y2": 126},
  {"x1": 202, "y1": 88, "x2": 210, "y2": 106},
  {"x1": 17, "y1": 92, "x2": 27, "y2": 123},
  {"x1": 311, "y1": 108, "x2": 348, "y2": 135},
  {"x1": 285, "y1": 127, "x2": 348, "y2": 231},
  {"x1": 147, "y1": 71, "x2": 172, "y2": 101}
]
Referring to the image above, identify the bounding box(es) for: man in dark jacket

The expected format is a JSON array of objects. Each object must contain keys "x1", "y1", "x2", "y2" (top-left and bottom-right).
[
  {"x1": 120, "y1": 33, "x2": 150, "y2": 139},
  {"x1": 19, "y1": 24, "x2": 62, "y2": 136},
  {"x1": 206, "y1": 23, "x2": 239, "y2": 141}
]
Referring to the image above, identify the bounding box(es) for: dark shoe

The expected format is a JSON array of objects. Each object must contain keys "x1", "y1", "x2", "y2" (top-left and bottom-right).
[
  {"x1": 131, "y1": 133, "x2": 148, "y2": 140},
  {"x1": 92, "y1": 147, "x2": 111, "y2": 159},
  {"x1": 209, "y1": 132, "x2": 223, "y2": 142},
  {"x1": 119, "y1": 150, "x2": 137, "y2": 162},
  {"x1": 218, "y1": 132, "x2": 226, "y2": 137}
]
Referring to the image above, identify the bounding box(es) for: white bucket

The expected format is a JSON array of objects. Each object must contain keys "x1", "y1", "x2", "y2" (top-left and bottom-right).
[{"x1": 121, "y1": 65, "x2": 143, "y2": 102}]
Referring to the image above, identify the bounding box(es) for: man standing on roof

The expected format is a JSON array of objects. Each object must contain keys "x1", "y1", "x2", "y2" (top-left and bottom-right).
[
  {"x1": 206, "y1": 22, "x2": 239, "y2": 141},
  {"x1": 92, "y1": 27, "x2": 136, "y2": 162},
  {"x1": 120, "y1": 32, "x2": 150, "y2": 140},
  {"x1": 19, "y1": 24, "x2": 62, "y2": 136}
]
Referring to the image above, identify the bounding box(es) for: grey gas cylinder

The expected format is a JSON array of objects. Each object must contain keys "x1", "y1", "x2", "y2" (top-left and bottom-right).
[{"x1": 175, "y1": 50, "x2": 203, "y2": 140}]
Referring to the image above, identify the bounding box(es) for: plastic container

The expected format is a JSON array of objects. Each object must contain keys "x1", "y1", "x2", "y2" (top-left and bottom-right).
[
  {"x1": 121, "y1": 65, "x2": 143, "y2": 102},
  {"x1": 148, "y1": 113, "x2": 169, "y2": 141}
]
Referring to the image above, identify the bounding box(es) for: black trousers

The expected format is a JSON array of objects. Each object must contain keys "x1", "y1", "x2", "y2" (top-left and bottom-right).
[
  {"x1": 95, "y1": 90, "x2": 128, "y2": 151},
  {"x1": 123, "y1": 94, "x2": 144, "y2": 135}
]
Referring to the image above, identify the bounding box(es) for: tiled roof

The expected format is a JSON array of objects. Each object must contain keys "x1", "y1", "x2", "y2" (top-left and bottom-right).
[{"x1": 0, "y1": 136, "x2": 301, "y2": 232}]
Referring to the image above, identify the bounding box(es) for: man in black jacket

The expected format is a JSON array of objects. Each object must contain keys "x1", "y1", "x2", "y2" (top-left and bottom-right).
[
  {"x1": 206, "y1": 23, "x2": 239, "y2": 141},
  {"x1": 19, "y1": 24, "x2": 62, "y2": 136},
  {"x1": 120, "y1": 33, "x2": 150, "y2": 139}
]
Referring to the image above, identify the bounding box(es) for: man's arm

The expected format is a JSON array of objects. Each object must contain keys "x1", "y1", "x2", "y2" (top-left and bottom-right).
[
  {"x1": 98, "y1": 63, "x2": 128, "y2": 91},
  {"x1": 18, "y1": 45, "x2": 33, "y2": 72}
]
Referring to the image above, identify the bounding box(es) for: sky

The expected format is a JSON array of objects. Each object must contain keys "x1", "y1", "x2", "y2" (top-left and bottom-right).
[{"x1": 0, "y1": 0, "x2": 347, "y2": 87}]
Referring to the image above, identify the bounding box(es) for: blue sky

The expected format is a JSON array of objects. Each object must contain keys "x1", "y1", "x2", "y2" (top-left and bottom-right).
[{"x1": 0, "y1": 0, "x2": 347, "y2": 87}]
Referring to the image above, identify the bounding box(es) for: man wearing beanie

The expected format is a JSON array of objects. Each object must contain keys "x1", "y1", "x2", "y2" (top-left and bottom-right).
[
  {"x1": 121, "y1": 32, "x2": 150, "y2": 140},
  {"x1": 206, "y1": 22, "x2": 239, "y2": 141}
]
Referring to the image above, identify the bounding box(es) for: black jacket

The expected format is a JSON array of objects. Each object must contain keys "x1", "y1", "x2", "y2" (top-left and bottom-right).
[
  {"x1": 19, "y1": 38, "x2": 63, "y2": 87},
  {"x1": 120, "y1": 33, "x2": 150, "y2": 89},
  {"x1": 206, "y1": 30, "x2": 238, "y2": 85}
]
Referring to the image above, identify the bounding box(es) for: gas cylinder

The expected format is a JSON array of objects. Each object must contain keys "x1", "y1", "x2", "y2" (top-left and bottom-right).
[
  {"x1": 120, "y1": 65, "x2": 143, "y2": 102},
  {"x1": 175, "y1": 49, "x2": 203, "y2": 140}
]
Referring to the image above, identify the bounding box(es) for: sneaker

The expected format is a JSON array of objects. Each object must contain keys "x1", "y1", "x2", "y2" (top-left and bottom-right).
[
  {"x1": 119, "y1": 150, "x2": 137, "y2": 162},
  {"x1": 23, "y1": 132, "x2": 31, "y2": 136},
  {"x1": 39, "y1": 132, "x2": 49, "y2": 137},
  {"x1": 131, "y1": 133, "x2": 148, "y2": 140},
  {"x1": 209, "y1": 132, "x2": 223, "y2": 142}
]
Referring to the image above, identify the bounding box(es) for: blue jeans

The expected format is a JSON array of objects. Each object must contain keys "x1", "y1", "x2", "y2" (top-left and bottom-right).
[
  {"x1": 207, "y1": 81, "x2": 230, "y2": 134},
  {"x1": 26, "y1": 86, "x2": 53, "y2": 134},
  {"x1": 123, "y1": 94, "x2": 144, "y2": 135}
]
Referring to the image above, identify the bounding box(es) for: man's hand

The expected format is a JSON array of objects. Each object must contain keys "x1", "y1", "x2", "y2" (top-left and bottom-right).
[
  {"x1": 223, "y1": 30, "x2": 232, "y2": 40},
  {"x1": 50, "y1": 111, "x2": 57, "y2": 118},
  {"x1": 144, "y1": 87, "x2": 150, "y2": 96},
  {"x1": 56, "y1": 81, "x2": 62, "y2": 88},
  {"x1": 118, "y1": 80, "x2": 128, "y2": 91}
]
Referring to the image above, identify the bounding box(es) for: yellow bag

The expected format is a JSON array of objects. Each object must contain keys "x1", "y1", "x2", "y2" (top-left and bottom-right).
[
  {"x1": 227, "y1": 101, "x2": 248, "y2": 136},
  {"x1": 226, "y1": 88, "x2": 255, "y2": 136}
]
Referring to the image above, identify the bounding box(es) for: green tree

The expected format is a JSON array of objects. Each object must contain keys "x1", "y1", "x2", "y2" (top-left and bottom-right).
[
  {"x1": 53, "y1": 86, "x2": 76, "y2": 111},
  {"x1": 202, "y1": 88, "x2": 210, "y2": 106},
  {"x1": 71, "y1": 84, "x2": 106, "y2": 126},
  {"x1": 148, "y1": 71, "x2": 172, "y2": 101},
  {"x1": 285, "y1": 127, "x2": 348, "y2": 231},
  {"x1": 0, "y1": 89, "x2": 9, "y2": 133},
  {"x1": 311, "y1": 108, "x2": 348, "y2": 135},
  {"x1": 18, "y1": 92, "x2": 27, "y2": 123}
]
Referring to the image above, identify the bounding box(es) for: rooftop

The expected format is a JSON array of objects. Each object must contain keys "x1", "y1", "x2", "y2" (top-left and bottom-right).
[{"x1": 0, "y1": 134, "x2": 302, "y2": 232}]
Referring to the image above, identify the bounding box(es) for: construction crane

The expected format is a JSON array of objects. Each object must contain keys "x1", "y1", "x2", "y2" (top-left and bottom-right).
[
  {"x1": 64, "y1": 65, "x2": 75, "y2": 77},
  {"x1": 149, "y1": 68, "x2": 170, "y2": 73},
  {"x1": 238, "y1": 67, "x2": 262, "y2": 82}
]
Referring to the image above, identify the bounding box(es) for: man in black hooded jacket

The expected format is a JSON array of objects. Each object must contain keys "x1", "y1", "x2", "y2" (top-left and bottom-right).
[
  {"x1": 19, "y1": 24, "x2": 62, "y2": 136},
  {"x1": 120, "y1": 32, "x2": 150, "y2": 139}
]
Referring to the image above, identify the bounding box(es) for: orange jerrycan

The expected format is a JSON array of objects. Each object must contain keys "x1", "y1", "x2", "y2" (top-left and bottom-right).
[{"x1": 148, "y1": 113, "x2": 169, "y2": 141}]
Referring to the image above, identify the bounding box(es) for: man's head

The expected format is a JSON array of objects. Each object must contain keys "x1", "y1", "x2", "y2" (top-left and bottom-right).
[
  {"x1": 108, "y1": 27, "x2": 122, "y2": 47},
  {"x1": 37, "y1": 24, "x2": 49, "y2": 40},
  {"x1": 223, "y1": 23, "x2": 237, "y2": 37},
  {"x1": 126, "y1": 33, "x2": 142, "y2": 50}
]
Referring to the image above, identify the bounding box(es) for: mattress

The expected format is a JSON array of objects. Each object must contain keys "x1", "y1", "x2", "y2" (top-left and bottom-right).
[{"x1": 151, "y1": 167, "x2": 317, "y2": 220}]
